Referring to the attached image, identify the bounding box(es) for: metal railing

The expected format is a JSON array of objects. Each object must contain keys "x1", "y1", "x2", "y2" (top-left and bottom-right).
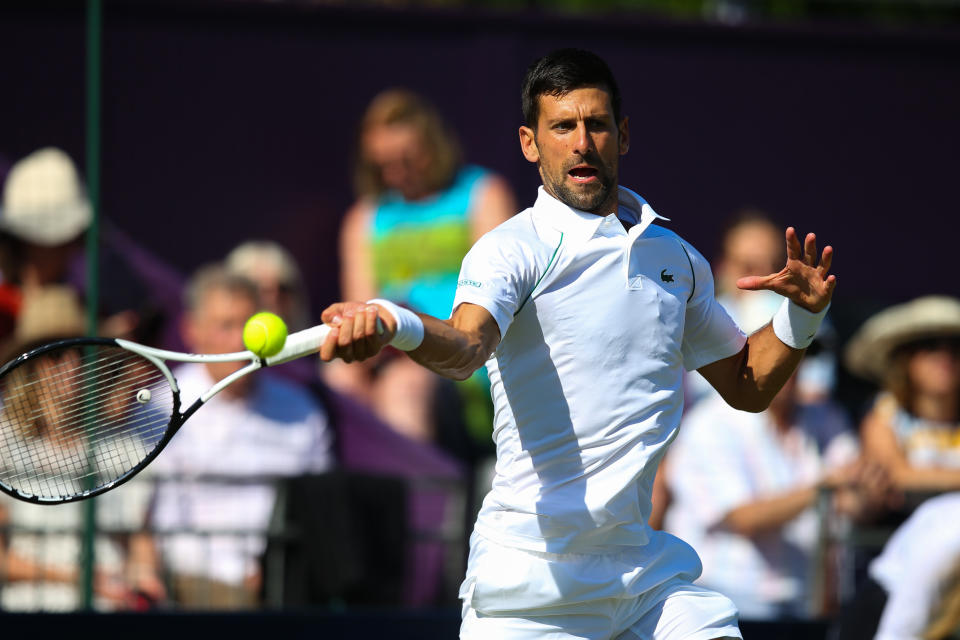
[{"x1": 0, "y1": 471, "x2": 466, "y2": 612}]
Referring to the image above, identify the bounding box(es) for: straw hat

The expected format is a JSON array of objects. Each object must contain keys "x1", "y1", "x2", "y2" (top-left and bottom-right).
[
  {"x1": 2, "y1": 286, "x2": 86, "y2": 362},
  {"x1": 844, "y1": 296, "x2": 960, "y2": 382},
  {"x1": 0, "y1": 148, "x2": 92, "y2": 246}
]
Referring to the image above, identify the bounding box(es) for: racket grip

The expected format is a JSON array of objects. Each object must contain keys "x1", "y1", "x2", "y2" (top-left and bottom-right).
[{"x1": 264, "y1": 324, "x2": 331, "y2": 366}]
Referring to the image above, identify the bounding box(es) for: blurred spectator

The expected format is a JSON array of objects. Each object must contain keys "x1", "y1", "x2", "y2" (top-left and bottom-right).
[
  {"x1": 225, "y1": 240, "x2": 310, "y2": 332},
  {"x1": 663, "y1": 373, "x2": 871, "y2": 619},
  {"x1": 0, "y1": 148, "x2": 91, "y2": 340},
  {"x1": 0, "y1": 147, "x2": 181, "y2": 350},
  {"x1": 846, "y1": 296, "x2": 960, "y2": 495},
  {"x1": 224, "y1": 238, "x2": 465, "y2": 606},
  {"x1": 143, "y1": 265, "x2": 333, "y2": 609},
  {"x1": 688, "y1": 210, "x2": 839, "y2": 406},
  {"x1": 714, "y1": 210, "x2": 785, "y2": 333},
  {"x1": 655, "y1": 210, "x2": 848, "y2": 531},
  {"x1": 833, "y1": 492, "x2": 960, "y2": 640},
  {"x1": 327, "y1": 88, "x2": 515, "y2": 452},
  {"x1": 0, "y1": 286, "x2": 160, "y2": 611}
]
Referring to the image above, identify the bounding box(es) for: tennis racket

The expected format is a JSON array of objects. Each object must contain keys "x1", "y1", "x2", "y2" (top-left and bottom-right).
[{"x1": 0, "y1": 324, "x2": 331, "y2": 504}]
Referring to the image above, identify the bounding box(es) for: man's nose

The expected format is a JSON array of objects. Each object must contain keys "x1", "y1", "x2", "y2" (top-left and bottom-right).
[{"x1": 572, "y1": 122, "x2": 592, "y2": 155}]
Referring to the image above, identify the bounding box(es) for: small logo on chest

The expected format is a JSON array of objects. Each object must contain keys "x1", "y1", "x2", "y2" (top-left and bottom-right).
[{"x1": 660, "y1": 269, "x2": 675, "y2": 283}]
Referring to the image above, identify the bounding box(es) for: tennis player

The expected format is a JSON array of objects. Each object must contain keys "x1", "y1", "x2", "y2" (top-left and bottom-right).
[{"x1": 321, "y1": 48, "x2": 836, "y2": 640}]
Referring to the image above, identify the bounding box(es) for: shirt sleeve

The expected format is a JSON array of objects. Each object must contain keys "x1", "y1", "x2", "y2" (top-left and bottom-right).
[
  {"x1": 679, "y1": 240, "x2": 747, "y2": 371},
  {"x1": 451, "y1": 227, "x2": 538, "y2": 339}
]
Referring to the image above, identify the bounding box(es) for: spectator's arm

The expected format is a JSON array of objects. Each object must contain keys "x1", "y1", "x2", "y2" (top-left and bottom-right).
[
  {"x1": 719, "y1": 485, "x2": 818, "y2": 537},
  {"x1": 470, "y1": 175, "x2": 516, "y2": 240},
  {"x1": 863, "y1": 407, "x2": 960, "y2": 492},
  {"x1": 339, "y1": 200, "x2": 377, "y2": 302},
  {"x1": 126, "y1": 532, "x2": 167, "y2": 602}
]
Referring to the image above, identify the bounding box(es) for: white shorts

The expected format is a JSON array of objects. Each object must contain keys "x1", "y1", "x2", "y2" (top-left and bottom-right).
[{"x1": 459, "y1": 530, "x2": 741, "y2": 640}]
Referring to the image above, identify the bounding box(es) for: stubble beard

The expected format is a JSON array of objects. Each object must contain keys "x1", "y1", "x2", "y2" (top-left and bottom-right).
[{"x1": 541, "y1": 154, "x2": 618, "y2": 215}]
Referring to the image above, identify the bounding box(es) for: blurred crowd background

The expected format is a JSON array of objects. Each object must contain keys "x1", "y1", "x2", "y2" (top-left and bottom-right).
[{"x1": 1, "y1": 1, "x2": 960, "y2": 638}]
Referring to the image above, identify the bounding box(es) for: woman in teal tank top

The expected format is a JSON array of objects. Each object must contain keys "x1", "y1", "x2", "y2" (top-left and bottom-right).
[{"x1": 329, "y1": 89, "x2": 515, "y2": 457}]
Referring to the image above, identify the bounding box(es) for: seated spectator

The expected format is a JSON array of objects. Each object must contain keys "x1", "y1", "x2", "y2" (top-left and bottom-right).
[
  {"x1": 326, "y1": 88, "x2": 515, "y2": 452},
  {"x1": 846, "y1": 295, "x2": 960, "y2": 494},
  {"x1": 0, "y1": 147, "x2": 181, "y2": 349},
  {"x1": 0, "y1": 286, "x2": 161, "y2": 611},
  {"x1": 663, "y1": 373, "x2": 867, "y2": 619},
  {"x1": 833, "y1": 492, "x2": 960, "y2": 640},
  {"x1": 143, "y1": 265, "x2": 333, "y2": 609},
  {"x1": 224, "y1": 238, "x2": 465, "y2": 606},
  {"x1": 225, "y1": 240, "x2": 310, "y2": 332}
]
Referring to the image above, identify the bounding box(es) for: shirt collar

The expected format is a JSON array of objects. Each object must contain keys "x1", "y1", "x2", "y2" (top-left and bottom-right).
[{"x1": 533, "y1": 185, "x2": 669, "y2": 242}]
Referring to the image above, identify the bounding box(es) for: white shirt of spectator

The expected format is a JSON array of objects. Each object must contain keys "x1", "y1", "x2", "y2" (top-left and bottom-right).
[
  {"x1": 664, "y1": 393, "x2": 858, "y2": 618},
  {"x1": 0, "y1": 483, "x2": 152, "y2": 611},
  {"x1": 150, "y1": 363, "x2": 333, "y2": 586},
  {"x1": 452, "y1": 186, "x2": 746, "y2": 554},
  {"x1": 870, "y1": 492, "x2": 960, "y2": 640}
]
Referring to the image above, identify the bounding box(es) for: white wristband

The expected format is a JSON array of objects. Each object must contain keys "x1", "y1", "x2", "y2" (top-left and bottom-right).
[
  {"x1": 772, "y1": 298, "x2": 829, "y2": 350},
  {"x1": 367, "y1": 299, "x2": 424, "y2": 351}
]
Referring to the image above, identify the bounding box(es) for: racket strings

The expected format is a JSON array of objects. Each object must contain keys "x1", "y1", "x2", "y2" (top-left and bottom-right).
[
  {"x1": 0, "y1": 344, "x2": 175, "y2": 500},
  {"x1": 3, "y1": 354, "x2": 165, "y2": 445},
  {"x1": 7, "y1": 360, "x2": 169, "y2": 444}
]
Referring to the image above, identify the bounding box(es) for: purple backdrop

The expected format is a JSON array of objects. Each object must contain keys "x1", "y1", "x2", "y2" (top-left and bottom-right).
[{"x1": 3, "y1": 2, "x2": 959, "y2": 341}]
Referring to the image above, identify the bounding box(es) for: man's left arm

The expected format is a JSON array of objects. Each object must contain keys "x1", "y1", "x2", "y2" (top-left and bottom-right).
[{"x1": 699, "y1": 227, "x2": 836, "y2": 412}]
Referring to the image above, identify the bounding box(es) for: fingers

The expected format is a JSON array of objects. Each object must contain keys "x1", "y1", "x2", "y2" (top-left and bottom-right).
[
  {"x1": 320, "y1": 302, "x2": 346, "y2": 325},
  {"x1": 819, "y1": 245, "x2": 833, "y2": 276},
  {"x1": 785, "y1": 227, "x2": 802, "y2": 261},
  {"x1": 803, "y1": 233, "x2": 818, "y2": 265},
  {"x1": 824, "y1": 274, "x2": 837, "y2": 299},
  {"x1": 735, "y1": 274, "x2": 771, "y2": 291},
  {"x1": 319, "y1": 326, "x2": 339, "y2": 362},
  {"x1": 318, "y1": 301, "x2": 387, "y2": 363}
]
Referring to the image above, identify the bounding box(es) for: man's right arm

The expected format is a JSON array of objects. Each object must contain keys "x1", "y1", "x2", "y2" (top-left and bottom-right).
[{"x1": 318, "y1": 301, "x2": 501, "y2": 381}]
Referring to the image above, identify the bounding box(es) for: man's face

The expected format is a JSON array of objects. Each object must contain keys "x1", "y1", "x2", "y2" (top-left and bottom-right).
[
  {"x1": 519, "y1": 87, "x2": 629, "y2": 215},
  {"x1": 717, "y1": 222, "x2": 783, "y2": 295},
  {"x1": 183, "y1": 288, "x2": 256, "y2": 386}
]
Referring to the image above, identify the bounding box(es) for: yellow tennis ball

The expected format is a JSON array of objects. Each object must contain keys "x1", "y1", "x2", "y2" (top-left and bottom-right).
[{"x1": 243, "y1": 312, "x2": 288, "y2": 358}]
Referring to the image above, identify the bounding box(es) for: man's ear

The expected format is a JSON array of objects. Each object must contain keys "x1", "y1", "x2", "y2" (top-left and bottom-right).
[
  {"x1": 519, "y1": 126, "x2": 540, "y2": 164},
  {"x1": 618, "y1": 116, "x2": 630, "y2": 155}
]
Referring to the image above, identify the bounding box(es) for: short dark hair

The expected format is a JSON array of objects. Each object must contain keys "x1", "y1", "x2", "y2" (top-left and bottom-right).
[{"x1": 521, "y1": 49, "x2": 622, "y2": 128}]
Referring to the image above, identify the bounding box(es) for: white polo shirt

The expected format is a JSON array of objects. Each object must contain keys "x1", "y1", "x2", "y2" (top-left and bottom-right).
[{"x1": 453, "y1": 186, "x2": 745, "y2": 554}]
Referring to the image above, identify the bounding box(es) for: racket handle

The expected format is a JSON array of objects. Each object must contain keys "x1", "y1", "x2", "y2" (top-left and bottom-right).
[{"x1": 264, "y1": 324, "x2": 331, "y2": 366}]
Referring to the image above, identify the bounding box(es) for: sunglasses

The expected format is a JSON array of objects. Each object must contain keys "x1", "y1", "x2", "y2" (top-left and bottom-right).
[{"x1": 906, "y1": 336, "x2": 960, "y2": 354}]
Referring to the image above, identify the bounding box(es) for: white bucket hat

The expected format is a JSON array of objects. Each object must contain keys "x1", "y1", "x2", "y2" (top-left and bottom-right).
[
  {"x1": 844, "y1": 295, "x2": 960, "y2": 382},
  {"x1": 0, "y1": 148, "x2": 92, "y2": 246}
]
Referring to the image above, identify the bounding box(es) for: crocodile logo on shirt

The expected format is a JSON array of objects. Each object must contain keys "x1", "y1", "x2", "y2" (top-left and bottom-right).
[{"x1": 660, "y1": 269, "x2": 674, "y2": 283}]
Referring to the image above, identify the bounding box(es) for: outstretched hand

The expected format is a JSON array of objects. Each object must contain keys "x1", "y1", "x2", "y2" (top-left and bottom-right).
[{"x1": 736, "y1": 227, "x2": 836, "y2": 313}]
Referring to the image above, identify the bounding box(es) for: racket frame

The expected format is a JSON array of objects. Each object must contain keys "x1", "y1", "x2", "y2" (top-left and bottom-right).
[{"x1": 0, "y1": 324, "x2": 331, "y2": 504}]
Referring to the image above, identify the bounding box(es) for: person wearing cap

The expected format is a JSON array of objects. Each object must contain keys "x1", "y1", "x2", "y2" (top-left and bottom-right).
[
  {"x1": 0, "y1": 147, "x2": 182, "y2": 349},
  {"x1": 0, "y1": 148, "x2": 92, "y2": 342},
  {"x1": 846, "y1": 296, "x2": 960, "y2": 495}
]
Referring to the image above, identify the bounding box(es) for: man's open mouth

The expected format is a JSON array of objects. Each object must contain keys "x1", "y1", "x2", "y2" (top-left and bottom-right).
[{"x1": 568, "y1": 166, "x2": 599, "y2": 183}]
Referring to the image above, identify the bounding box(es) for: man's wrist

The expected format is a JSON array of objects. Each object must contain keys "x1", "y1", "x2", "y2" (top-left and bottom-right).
[
  {"x1": 367, "y1": 299, "x2": 424, "y2": 351},
  {"x1": 772, "y1": 298, "x2": 828, "y2": 350}
]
